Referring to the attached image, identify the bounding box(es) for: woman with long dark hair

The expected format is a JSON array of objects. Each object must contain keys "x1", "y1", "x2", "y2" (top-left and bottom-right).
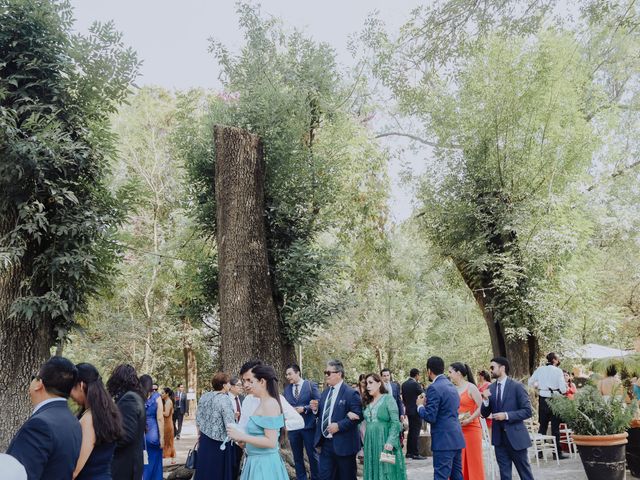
[
  {"x1": 352, "y1": 373, "x2": 406, "y2": 480},
  {"x1": 70, "y1": 363, "x2": 123, "y2": 479},
  {"x1": 161, "y1": 387, "x2": 176, "y2": 463},
  {"x1": 449, "y1": 363, "x2": 484, "y2": 480},
  {"x1": 140, "y1": 374, "x2": 164, "y2": 480},
  {"x1": 194, "y1": 372, "x2": 236, "y2": 480},
  {"x1": 106, "y1": 364, "x2": 146, "y2": 480},
  {"x1": 226, "y1": 364, "x2": 288, "y2": 480}
]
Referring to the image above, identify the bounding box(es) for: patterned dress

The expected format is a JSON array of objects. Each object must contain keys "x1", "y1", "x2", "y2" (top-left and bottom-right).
[{"x1": 363, "y1": 394, "x2": 407, "y2": 480}]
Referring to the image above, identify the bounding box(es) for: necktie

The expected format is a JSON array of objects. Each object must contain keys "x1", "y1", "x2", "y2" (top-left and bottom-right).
[
  {"x1": 321, "y1": 387, "x2": 334, "y2": 436},
  {"x1": 294, "y1": 384, "x2": 300, "y2": 399},
  {"x1": 496, "y1": 382, "x2": 502, "y2": 411},
  {"x1": 235, "y1": 396, "x2": 241, "y2": 414}
]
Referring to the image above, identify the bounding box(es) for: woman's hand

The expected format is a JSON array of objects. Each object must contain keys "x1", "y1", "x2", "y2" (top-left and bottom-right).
[
  {"x1": 460, "y1": 418, "x2": 472, "y2": 426},
  {"x1": 347, "y1": 411, "x2": 360, "y2": 421},
  {"x1": 384, "y1": 443, "x2": 393, "y2": 451},
  {"x1": 226, "y1": 425, "x2": 245, "y2": 442}
]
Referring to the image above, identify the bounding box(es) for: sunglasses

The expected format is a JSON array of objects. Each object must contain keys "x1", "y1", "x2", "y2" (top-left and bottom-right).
[
  {"x1": 324, "y1": 370, "x2": 338, "y2": 376},
  {"x1": 31, "y1": 374, "x2": 40, "y2": 381}
]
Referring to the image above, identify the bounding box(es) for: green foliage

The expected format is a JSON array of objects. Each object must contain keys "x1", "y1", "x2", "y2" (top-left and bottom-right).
[
  {"x1": 179, "y1": 3, "x2": 390, "y2": 344},
  {"x1": 0, "y1": 0, "x2": 138, "y2": 332},
  {"x1": 547, "y1": 386, "x2": 635, "y2": 435}
]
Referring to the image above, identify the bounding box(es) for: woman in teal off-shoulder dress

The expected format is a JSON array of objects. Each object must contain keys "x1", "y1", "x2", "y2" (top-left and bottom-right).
[
  {"x1": 359, "y1": 373, "x2": 406, "y2": 480},
  {"x1": 226, "y1": 364, "x2": 288, "y2": 480}
]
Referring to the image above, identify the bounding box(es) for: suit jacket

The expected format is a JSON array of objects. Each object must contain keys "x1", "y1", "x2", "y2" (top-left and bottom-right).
[
  {"x1": 314, "y1": 382, "x2": 362, "y2": 456},
  {"x1": 418, "y1": 375, "x2": 465, "y2": 451},
  {"x1": 7, "y1": 400, "x2": 82, "y2": 480},
  {"x1": 174, "y1": 390, "x2": 188, "y2": 414},
  {"x1": 111, "y1": 391, "x2": 146, "y2": 480},
  {"x1": 283, "y1": 380, "x2": 321, "y2": 430},
  {"x1": 480, "y1": 377, "x2": 532, "y2": 451},
  {"x1": 401, "y1": 377, "x2": 423, "y2": 416},
  {"x1": 385, "y1": 382, "x2": 405, "y2": 417}
]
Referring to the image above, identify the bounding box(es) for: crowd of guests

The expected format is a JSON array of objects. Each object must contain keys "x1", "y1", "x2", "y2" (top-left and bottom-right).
[
  {"x1": 1, "y1": 351, "x2": 596, "y2": 480},
  {"x1": 4, "y1": 356, "x2": 189, "y2": 480}
]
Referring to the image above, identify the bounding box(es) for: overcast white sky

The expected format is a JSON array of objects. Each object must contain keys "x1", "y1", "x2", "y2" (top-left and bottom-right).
[{"x1": 70, "y1": 1, "x2": 425, "y2": 222}]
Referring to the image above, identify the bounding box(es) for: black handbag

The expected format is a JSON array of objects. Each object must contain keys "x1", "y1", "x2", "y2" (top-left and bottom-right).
[{"x1": 185, "y1": 442, "x2": 198, "y2": 469}]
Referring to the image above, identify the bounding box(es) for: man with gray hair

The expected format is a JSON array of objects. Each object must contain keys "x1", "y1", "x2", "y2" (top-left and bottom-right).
[{"x1": 311, "y1": 360, "x2": 362, "y2": 480}]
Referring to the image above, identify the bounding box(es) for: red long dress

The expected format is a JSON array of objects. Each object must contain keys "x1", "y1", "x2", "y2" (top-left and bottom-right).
[{"x1": 459, "y1": 387, "x2": 485, "y2": 480}]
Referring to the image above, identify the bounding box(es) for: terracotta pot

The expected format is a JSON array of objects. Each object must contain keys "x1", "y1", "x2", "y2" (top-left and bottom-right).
[
  {"x1": 573, "y1": 432, "x2": 629, "y2": 446},
  {"x1": 573, "y1": 433, "x2": 628, "y2": 480}
]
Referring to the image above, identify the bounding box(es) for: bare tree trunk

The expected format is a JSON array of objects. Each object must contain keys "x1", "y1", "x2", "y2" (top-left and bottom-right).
[
  {"x1": 456, "y1": 261, "x2": 536, "y2": 379},
  {"x1": 214, "y1": 125, "x2": 294, "y2": 378},
  {"x1": 0, "y1": 213, "x2": 55, "y2": 449},
  {"x1": 182, "y1": 316, "x2": 198, "y2": 417}
]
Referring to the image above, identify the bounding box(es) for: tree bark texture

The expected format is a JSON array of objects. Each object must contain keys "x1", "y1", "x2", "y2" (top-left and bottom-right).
[
  {"x1": 0, "y1": 211, "x2": 55, "y2": 449},
  {"x1": 182, "y1": 315, "x2": 198, "y2": 417},
  {"x1": 214, "y1": 125, "x2": 294, "y2": 379},
  {"x1": 455, "y1": 260, "x2": 537, "y2": 379}
]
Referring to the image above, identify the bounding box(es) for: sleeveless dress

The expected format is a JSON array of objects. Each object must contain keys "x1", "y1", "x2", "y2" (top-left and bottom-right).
[
  {"x1": 163, "y1": 399, "x2": 176, "y2": 458},
  {"x1": 458, "y1": 387, "x2": 485, "y2": 480},
  {"x1": 143, "y1": 392, "x2": 163, "y2": 480},
  {"x1": 76, "y1": 442, "x2": 116, "y2": 480},
  {"x1": 240, "y1": 415, "x2": 288, "y2": 480},
  {"x1": 362, "y1": 394, "x2": 406, "y2": 480}
]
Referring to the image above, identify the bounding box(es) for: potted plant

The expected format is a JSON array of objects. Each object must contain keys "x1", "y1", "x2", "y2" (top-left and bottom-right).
[{"x1": 548, "y1": 385, "x2": 635, "y2": 480}]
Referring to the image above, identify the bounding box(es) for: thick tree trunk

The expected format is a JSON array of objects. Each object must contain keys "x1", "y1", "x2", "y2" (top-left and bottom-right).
[
  {"x1": 182, "y1": 316, "x2": 198, "y2": 417},
  {"x1": 455, "y1": 261, "x2": 536, "y2": 379},
  {"x1": 214, "y1": 125, "x2": 294, "y2": 379},
  {"x1": 0, "y1": 214, "x2": 55, "y2": 449}
]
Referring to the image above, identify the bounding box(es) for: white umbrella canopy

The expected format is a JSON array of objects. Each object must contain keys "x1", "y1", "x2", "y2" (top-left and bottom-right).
[{"x1": 565, "y1": 343, "x2": 635, "y2": 359}]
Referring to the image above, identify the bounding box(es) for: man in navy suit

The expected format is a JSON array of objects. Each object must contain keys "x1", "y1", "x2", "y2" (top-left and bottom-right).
[
  {"x1": 480, "y1": 356, "x2": 534, "y2": 480},
  {"x1": 7, "y1": 356, "x2": 82, "y2": 480},
  {"x1": 312, "y1": 359, "x2": 362, "y2": 480},
  {"x1": 173, "y1": 383, "x2": 189, "y2": 439},
  {"x1": 284, "y1": 363, "x2": 321, "y2": 480},
  {"x1": 417, "y1": 356, "x2": 465, "y2": 480}
]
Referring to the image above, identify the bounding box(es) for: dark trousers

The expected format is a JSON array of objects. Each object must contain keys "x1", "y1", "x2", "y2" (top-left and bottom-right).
[
  {"x1": 494, "y1": 434, "x2": 534, "y2": 480},
  {"x1": 433, "y1": 449, "x2": 463, "y2": 480},
  {"x1": 290, "y1": 428, "x2": 319, "y2": 480},
  {"x1": 317, "y1": 438, "x2": 356, "y2": 480},
  {"x1": 173, "y1": 410, "x2": 184, "y2": 437},
  {"x1": 406, "y1": 413, "x2": 421, "y2": 456},
  {"x1": 538, "y1": 396, "x2": 561, "y2": 453},
  {"x1": 233, "y1": 444, "x2": 243, "y2": 479}
]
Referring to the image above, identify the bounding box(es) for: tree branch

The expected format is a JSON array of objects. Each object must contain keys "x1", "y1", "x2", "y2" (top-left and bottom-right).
[
  {"x1": 586, "y1": 158, "x2": 640, "y2": 191},
  {"x1": 374, "y1": 131, "x2": 461, "y2": 149}
]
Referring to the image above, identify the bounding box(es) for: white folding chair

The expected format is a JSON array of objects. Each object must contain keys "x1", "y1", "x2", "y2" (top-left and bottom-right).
[
  {"x1": 526, "y1": 419, "x2": 560, "y2": 466},
  {"x1": 559, "y1": 423, "x2": 577, "y2": 458},
  {"x1": 480, "y1": 417, "x2": 498, "y2": 480}
]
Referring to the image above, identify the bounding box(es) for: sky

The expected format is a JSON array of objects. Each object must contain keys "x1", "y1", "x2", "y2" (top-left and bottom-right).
[{"x1": 69, "y1": 0, "x2": 424, "y2": 222}]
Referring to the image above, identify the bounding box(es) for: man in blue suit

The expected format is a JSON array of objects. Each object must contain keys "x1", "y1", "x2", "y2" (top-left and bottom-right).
[
  {"x1": 417, "y1": 356, "x2": 465, "y2": 480},
  {"x1": 7, "y1": 356, "x2": 82, "y2": 480},
  {"x1": 480, "y1": 356, "x2": 534, "y2": 480},
  {"x1": 284, "y1": 363, "x2": 321, "y2": 480},
  {"x1": 312, "y1": 359, "x2": 362, "y2": 480}
]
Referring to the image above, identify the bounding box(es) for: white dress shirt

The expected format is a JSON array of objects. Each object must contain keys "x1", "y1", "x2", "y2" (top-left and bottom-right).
[
  {"x1": 239, "y1": 394, "x2": 304, "y2": 431},
  {"x1": 321, "y1": 380, "x2": 343, "y2": 438},
  {"x1": 528, "y1": 364, "x2": 567, "y2": 398},
  {"x1": 483, "y1": 377, "x2": 509, "y2": 420}
]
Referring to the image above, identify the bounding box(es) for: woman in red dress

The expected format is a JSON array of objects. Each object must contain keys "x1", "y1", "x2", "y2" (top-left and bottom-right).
[{"x1": 450, "y1": 363, "x2": 485, "y2": 480}]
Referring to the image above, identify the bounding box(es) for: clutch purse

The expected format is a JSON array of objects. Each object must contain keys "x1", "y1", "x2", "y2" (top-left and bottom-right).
[
  {"x1": 185, "y1": 442, "x2": 198, "y2": 469},
  {"x1": 380, "y1": 450, "x2": 396, "y2": 464}
]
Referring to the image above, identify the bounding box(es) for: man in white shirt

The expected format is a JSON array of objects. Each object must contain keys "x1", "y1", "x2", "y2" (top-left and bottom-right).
[
  {"x1": 528, "y1": 352, "x2": 567, "y2": 459},
  {"x1": 238, "y1": 360, "x2": 304, "y2": 431}
]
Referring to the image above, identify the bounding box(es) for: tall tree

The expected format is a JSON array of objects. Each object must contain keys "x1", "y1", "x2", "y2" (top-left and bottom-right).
[{"x1": 0, "y1": 0, "x2": 137, "y2": 446}]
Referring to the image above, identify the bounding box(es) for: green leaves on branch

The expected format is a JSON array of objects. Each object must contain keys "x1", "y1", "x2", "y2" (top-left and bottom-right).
[{"x1": 0, "y1": 0, "x2": 138, "y2": 329}]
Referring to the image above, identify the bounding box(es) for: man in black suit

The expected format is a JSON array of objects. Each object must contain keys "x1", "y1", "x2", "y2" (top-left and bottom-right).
[
  {"x1": 380, "y1": 368, "x2": 405, "y2": 420},
  {"x1": 173, "y1": 383, "x2": 188, "y2": 439},
  {"x1": 401, "y1": 368, "x2": 426, "y2": 460},
  {"x1": 7, "y1": 356, "x2": 82, "y2": 480}
]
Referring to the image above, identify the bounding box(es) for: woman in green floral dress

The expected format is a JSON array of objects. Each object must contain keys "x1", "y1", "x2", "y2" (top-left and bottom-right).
[{"x1": 356, "y1": 373, "x2": 407, "y2": 480}]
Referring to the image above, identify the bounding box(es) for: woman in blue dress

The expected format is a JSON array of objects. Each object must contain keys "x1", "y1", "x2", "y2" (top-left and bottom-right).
[
  {"x1": 226, "y1": 364, "x2": 288, "y2": 480},
  {"x1": 140, "y1": 375, "x2": 164, "y2": 480},
  {"x1": 70, "y1": 363, "x2": 124, "y2": 479}
]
